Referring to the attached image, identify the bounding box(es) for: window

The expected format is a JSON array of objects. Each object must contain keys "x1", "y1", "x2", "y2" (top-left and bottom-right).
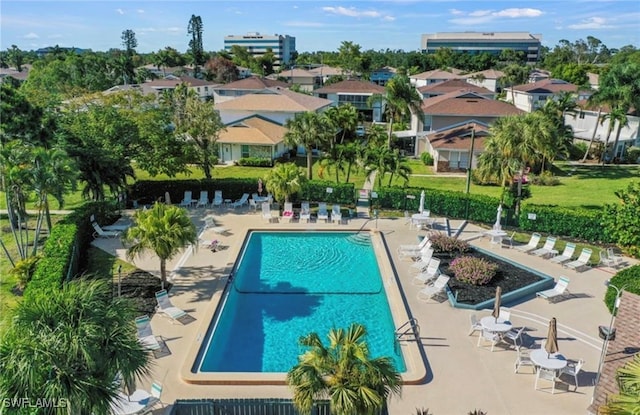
[
  {"x1": 319, "y1": 93, "x2": 327, "y2": 99},
  {"x1": 241, "y1": 145, "x2": 250, "y2": 158}
]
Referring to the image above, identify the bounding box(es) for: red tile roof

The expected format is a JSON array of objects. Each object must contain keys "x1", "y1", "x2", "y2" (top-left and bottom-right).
[
  {"x1": 421, "y1": 91, "x2": 524, "y2": 116},
  {"x1": 588, "y1": 292, "x2": 640, "y2": 414},
  {"x1": 510, "y1": 79, "x2": 578, "y2": 93},
  {"x1": 314, "y1": 79, "x2": 385, "y2": 94},
  {"x1": 418, "y1": 79, "x2": 493, "y2": 96},
  {"x1": 426, "y1": 122, "x2": 489, "y2": 151}
]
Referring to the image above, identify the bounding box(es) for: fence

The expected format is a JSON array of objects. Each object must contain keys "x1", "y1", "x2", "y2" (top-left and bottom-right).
[{"x1": 170, "y1": 399, "x2": 388, "y2": 415}]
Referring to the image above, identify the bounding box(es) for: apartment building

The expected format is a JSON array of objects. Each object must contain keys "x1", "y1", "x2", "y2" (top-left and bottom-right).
[
  {"x1": 421, "y1": 32, "x2": 542, "y2": 63},
  {"x1": 224, "y1": 32, "x2": 296, "y2": 68}
]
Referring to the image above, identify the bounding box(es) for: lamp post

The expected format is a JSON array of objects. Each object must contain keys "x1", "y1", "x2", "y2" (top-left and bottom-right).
[
  {"x1": 117, "y1": 265, "x2": 122, "y2": 297},
  {"x1": 465, "y1": 123, "x2": 476, "y2": 195},
  {"x1": 594, "y1": 280, "x2": 626, "y2": 390}
]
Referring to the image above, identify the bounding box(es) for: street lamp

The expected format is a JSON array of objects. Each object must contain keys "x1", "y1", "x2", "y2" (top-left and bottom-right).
[{"x1": 594, "y1": 280, "x2": 626, "y2": 390}]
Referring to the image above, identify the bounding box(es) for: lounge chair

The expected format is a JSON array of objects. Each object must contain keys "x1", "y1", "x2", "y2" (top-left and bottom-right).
[
  {"x1": 211, "y1": 190, "x2": 223, "y2": 208},
  {"x1": 515, "y1": 232, "x2": 541, "y2": 253},
  {"x1": 91, "y1": 222, "x2": 120, "y2": 239},
  {"x1": 600, "y1": 248, "x2": 624, "y2": 268},
  {"x1": 179, "y1": 191, "x2": 194, "y2": 208},
  {"x1": 282, "y1": 202, "x2": 294, "y2": 222},
  {"x1": 139, "y1": 382, "x2": 165, "y2": 413},
  {"x1": 261, "y1": 202, "x2": 273, "y2": 222},
  {"x1": 203, "y1": 216, "x2": 228, "y2": 234},
  {"x1": 530, "y1": 237, "x2": 557, "y2": 258},
  {"x1": 195, "y1": 190, "x2": 209, "y2": 208},
  {"x1": 563, "y1": 248, "x2": 592, "y2": 271},
  {"x1": 155, "y1": 290, "x2": 187, "y2": 322},
  {"x1": 536, "y1": 276, "x2": 570, "y2": 302},
  {"x1": 412, "y1": 258, "x2": 440, "y2": 285},
  {"x1": 410, "y1": 249, "x2": 435, "y2": 273},
  {"x1": 331, "y1": 205, "x2": 342, "y2": 223},
  {"x1": 399, "y1": 242, "x2": 433, "y2": 261},
  {"x1": 549, "y1": 242, "x2": 575, "y2": 264},
  {"x1": 417, "y1": 274, "x2": 450, "y2": 302},
  {"x1": 317, "y1": 202, "x2": 329, "y2": 222},
  {"x1": 299, "y1": 201, "x2": 311, "y2": 222},
  {"x1": 90, "y1": 214, "x2": 129, "y2": 232},
  {"x1": 397, "y1": 234, "x2": 431, "y2": 255},
  {"x1": 135, "y1": 315, "x2": 161, "y2": 351},
  {"x1": 231, "y1": 193, "x2": 249, "y2": 208}
]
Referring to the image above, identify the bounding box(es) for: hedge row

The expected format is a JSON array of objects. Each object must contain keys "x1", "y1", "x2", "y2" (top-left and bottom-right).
[
  {"x1": 604, "y1": 265, "x2": 640, "y2": 313},
  {"x1": 518, "y1": 204, "x2": 612, "y2": 243},
  {"x1": 129, "y1": 179, "x2": 357, "y2": 206}
]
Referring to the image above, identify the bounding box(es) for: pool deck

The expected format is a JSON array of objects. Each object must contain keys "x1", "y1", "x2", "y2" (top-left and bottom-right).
[{"x1": 93, "y1": 207, "x2": 638, "y2": 415}]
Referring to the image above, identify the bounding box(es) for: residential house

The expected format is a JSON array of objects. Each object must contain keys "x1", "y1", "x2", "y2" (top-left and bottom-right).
[
  {"x1": 370, "y1": 66, "x2": 397, "y2": 86},
  {"x1": 104, "y1": 75, "x2": 219, "y2": 100},
  {"x1": 567, "y1": 101, "x2": 640, "y2": 159},
  {"x1": 418, "y1": 79, "x2": 495, "y2": 99},
  {"x1": 463, "y1": 69, "x2": 505, "y2": 93},
  {"x1": 136, "y1": 64, "x2": 195, "y2": 79},
  {"x1": 313, "y1": 79, "x2": 386, "y2": 122},
  {"x1": 504, "y1": 79, "x2": 579, "y2": 112},
  {"x1": 307, "y1": 65, "x2": 345, "y2": 85},
  {"x1": 528, "y1": 69, "x2": 551, "y2": 83},
  {"x1": 217, "y1": 115, "x2": 289, "y2": 164},
  {"x1": 410, "y1": 69, "x2": 462, "y2": 88},
  {"x1": 274, "y1": 68, "x2": 317, "y2": 92},
  {"x1": 214, "y1": 87, "x2": 333, "y2": 125},
  {"x1": 212, "y1": 76, "x2": 289, "y2": 103},
  {"x1": 423, "y1": 121, "x2": 490, "y2": 172},
  {"x1": 0, "y1": 66, "x2": 30, "y2": 83},
  {"x1": 587, "y1": 72, "x2": 599, "y2": 90}
]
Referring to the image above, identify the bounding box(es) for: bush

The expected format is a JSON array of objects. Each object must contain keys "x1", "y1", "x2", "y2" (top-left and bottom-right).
[
  {"x1": 237, "y1": 157, "x2": 273, "y2": 167},
  {"x1": 429, "y1": 233, "x2": 470, "y2": 254},
  {"x1": 450, "y1": 256, "x2": 498, "y2": 286},
  {"x1": 624, "y1": 146, "x2": 640, "y2": 164},
  {"x1": 604, "y1": 265, "x2": 640, "y2": 313},
  {"x1": 529, "y1": 171, "x2": 560, "y2": 186},
  {"x1": 420, "y1": 152, "x2": 434, "y2": 166},
  {"x1": 568, "y1": 142, "x2": 588, "y2": 160}
]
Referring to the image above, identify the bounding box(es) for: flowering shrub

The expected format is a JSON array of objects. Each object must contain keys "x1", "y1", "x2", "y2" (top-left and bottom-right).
[
  {"x1": 428, "y1": 233, "x2": 470, "y2": 254},
  {"x1": 450, "y1": 256, "x2": 498, "y2": 286}
]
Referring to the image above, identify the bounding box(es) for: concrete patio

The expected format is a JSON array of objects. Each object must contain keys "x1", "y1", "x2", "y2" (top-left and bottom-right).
[{"x1": 92, "y1": 206, "x2": 637, "y2": 415}]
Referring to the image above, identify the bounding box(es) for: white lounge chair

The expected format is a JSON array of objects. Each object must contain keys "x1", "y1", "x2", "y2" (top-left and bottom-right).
[
  {"x1": 397, "y1": 234, "x2": 431, "y2": 255},
  {"x1": 179, "y1": 191, "x2": 194, "y2": 208},
  {"x1": 399, "y1": 242, "x2": 432, "y2": 261},
  {"x1": 231, "y1": 193, "x2": 250, "y2": 208},
  {"x1": 139, "y1": 382, "x2": 165, "y2": 413},
  {"x1": 135, "y1": 315, "x2": 161, "y2": 351},
  {"x1": 211, "y1": 190, "x2": 223, "y2": 208},
  {"x1": 90, "y1": 214, "x2": 129, "y2": 232},
  {"x1": 91, "y1": 222, "x2": 120, "y2": 239},
  {"x1": 417, "y1": 274, "x2": 450, "y2": 302},
  {"x1": 331, "y1": 205, "x2": 342, "y2": 223},
  {"x1": 317, "y1": 202, "x2": 329, "y2": 222},
  {"x1": 600, "y1": 248, "x2": 624, "y2": 268},
  {"x1": 410, "y1": 249, "x2": 435, "y2": 273},
  {"x1": 261, "y1": 202, "x2": 273, "y2": 222},
  {"x1": 195, "y1": 190, "x2": 209, "y2": 208},
  {"x1": 299, "y1": 201, "x2": 311, "y2": 222},
  {"x1": 515, "y1": 232, "x2": 541, "y2": 253},
  {"x1": 549, "y1": 242, "x2": 575, "y2": 264},
  {"x1": 282, "y1": 202, "x2": 294, "y2": 222},
  {"x1": 203, "y1": 216, "x2": 228, "y2": 234},
  {"x1": 530, "y1": 237, "x2": 557, "y2": 258},
  {"x1": 412, "y1": 258, "x2": 440, "y2": 285},
  {"x1": 155, "y1": 290, "x2": 187, "y2": 322},
  {"x1": 563, "y1": 248, "x2": 592, "y2": 271},
  {"x1": 536, "y1": 276, "x2": 570, "y2": 302}
]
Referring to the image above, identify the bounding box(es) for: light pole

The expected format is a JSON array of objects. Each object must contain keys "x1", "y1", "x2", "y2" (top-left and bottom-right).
[
  {"x1": 117, "y1": 265, "x2": 122, "y2": 297},
  {"x1": 594, "y1": 280, "x2": 626, "y2": 390}
]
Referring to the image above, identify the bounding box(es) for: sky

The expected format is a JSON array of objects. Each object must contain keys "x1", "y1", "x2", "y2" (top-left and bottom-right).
[{"x1": 1, "y1": 0, "x2": 639, "y2": 54}]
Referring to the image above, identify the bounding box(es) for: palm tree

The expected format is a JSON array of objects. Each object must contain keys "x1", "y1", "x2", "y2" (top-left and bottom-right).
[
  {"x1": 364, "y1": 144, "x2": 394, "y2": 189},
  {"x1": 324, "y1": 104, "x2": 359, "y2": 145},
  {"x1": 600, "y1": 107, "x2": 629, "y2": 164},
  {"x1": 0, "y1": 279, "x2": 151, "y2": 415},
  {"x1": 387, "y1": 148, "x2": 412, "y2": 187},
  {"x1": 124, "y1": 202, "x2": 197, "y2": 289},
  {"x1": 502, "y1": 64, "x2": 529, "y2": 105},
  {"x1": 320, "y1": 145, "x2": 346, "y2": 183},
  {"x1": 287, "y1": 323, "x2": 402, "y2": 415},
  {"x1": 599, "y1": 353, "x2": 640, "y2": 415},
  {"x1": 264, "y1": 162, "x2": 306, "y2": 204},
  {"x1": 581, "y1": 106, "x2": 602, "y2": 163},
  {"x1": 340, "y1": 142, "x2": 361, "y2": 183},
  {"x1": 284, "y1": 112, "x2": 333, "y2": 180}
]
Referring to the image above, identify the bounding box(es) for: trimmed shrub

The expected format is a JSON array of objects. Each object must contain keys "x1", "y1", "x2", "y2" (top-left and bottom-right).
[
  {"x1": 420, "y1": 152, "x2": 434, "y2": 166},
  {"x1": 518, "y1": 203, "x2": 610, "y2": 243},
  {"x1": 429, "y1": 233, "x2": 470, "y2": 255},
  {"x1": 237, "y1": 157, "x2": 273, "y2": 167},
  {"x1": 450, "y1": 256, "x2": 498, "y2": 286},
  {"x1": 624, "y1": 146, "x2": 640, "y2": 164},
  {"x1": 604, "y1": 265, "x2": 640, "y2": 313}
]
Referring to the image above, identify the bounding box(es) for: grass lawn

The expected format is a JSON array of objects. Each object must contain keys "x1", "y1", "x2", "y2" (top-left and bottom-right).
[{"x1": 85, "y1": 246, "x2": 138, "y2": 281}]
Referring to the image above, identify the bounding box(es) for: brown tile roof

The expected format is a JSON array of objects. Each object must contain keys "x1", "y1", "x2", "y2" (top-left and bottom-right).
[
  {"x1": 575, "y1": 100, "x2": 638, "y2": 116},
  {"x1": 314, "y1": 79, "x2": 385, "y2": 94},
  {"x1": 215, "y1": 76, "x2": 288, "y2": 90},
  {"x1": 218, "y1": 116, "x2": 286, "y2": 145},
  {"x1": 463, "y1": 69, "x2": 505, "y2": 79},
  {"x1": 588, "y1": 292, "x2": 640, "y2": 414},
  {"x1": 215, "y1": 87, "x2": 332, "y2": 112},
  {"x1": 426, "y1": 122, "x2": 489, "y2": 151},
  {"x1": 418, "y1": 79, "x2": 493, "y2": 96},
  {"x1": 421, "y1": 91, "x2": 524, "y2": 116},
  {"x1": 511, "y1": 79, "x2": 578, "y2": 93},
  {"x1": 307, "y1": 65, "x2": 344, "y2": 76},
  {"x1": 411, "y1": 69, "x2": 463, "y2": 80},
  {"x1": 146, "y1": 76, "x2": 216, "y2": 88},
  {"x1": 279, "y1": 68, "x2": 316, "y2": 77}
]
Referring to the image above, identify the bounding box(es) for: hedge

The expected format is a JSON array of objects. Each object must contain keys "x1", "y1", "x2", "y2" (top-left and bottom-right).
[
  {"x1": 604, "y1": 265, "x2": 640, "y2": 313},
  {"x1": 518, "y1": 204, "x2": 612, "y2": 243}
]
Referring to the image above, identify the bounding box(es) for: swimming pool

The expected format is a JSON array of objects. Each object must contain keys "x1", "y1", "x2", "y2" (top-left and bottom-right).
[{"x1": 194, "y1": 231, "x2": 406, "y2": 375}]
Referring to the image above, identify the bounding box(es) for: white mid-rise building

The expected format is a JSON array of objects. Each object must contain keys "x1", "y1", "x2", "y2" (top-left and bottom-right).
[
  {"x1": 224, "y1": 32, "x2": 296, "y2": 68},
  {"x1": 421, "y1": 32, "x2": 542, "y2": 63}
]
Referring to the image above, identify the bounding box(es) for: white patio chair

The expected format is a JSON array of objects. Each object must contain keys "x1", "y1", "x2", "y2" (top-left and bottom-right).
[
  {"x1": 317, "y1": 202, "x2": 329, "y2": 222},
  {"x1": 331, "y1": 204, "x2": 342, "y2": 223},
  {"x1": 399, "y1": 242, "x2": 433, "y2": 261},
  {"x1": 231, "y1": 193, "x2": 250, "y2": 208},
  {"x1": 606, "y1": 248, "x2": 624, "y2": 268},
  {"x1": 154, "y1": 290, "x2": 187, "y2": 323},
  {"x1": 397, "y1": 234, "x2": 431, "y2": 255},
  {"x1": 412, "y1": 258, "x2": 440, "y2": 285},
  {"x1": 248, "y1": 198, "x2": 259, "y2": 212},
  {"x1": 504, "y1": 326, "x2": 525, "y2": 347},
  {"x1": 549, "y1": 242, "x2": 575, "y2": 264},
  {"x1": 560, "y1": 359, "x2": 584, "y2": 391},
  {"x1": 203, "y1": 216, "x2": 228, "y2": 234},
  {"x1": 195, "y1": 190, "x2": 209, "y2": 208},
  {"x1": 477, "y1": 328, "x2": 501, "y2": 352},
  {"x1": 299, "y1": 201, "x2": 311, "y2": 222},
  {"x1": 535, "y1": 367, "x2": 560, "y2": 394},
  {"x1": 179, "y1": 190, "x2": 194, "y2": 208},
  {"x1": 514, "y1": 346, "x2": 536, "y2": 374},
  {"x1": 499, "y1": 307, "x2": 511, "y2": 322},
  {"x1": 261, "y1": 202, "x2": 273, "y2": 222},
  {"x1": 536, "y1": 276, "x2": 570, "y2": 302},
  {"x1": 530, "y1": 237, "x2": 557, "y2": 258},
  {"x1": 282, "y1": 202, "x2": 294, "y2": 222},
  {"x1": 134, "y1": 315, "x2": 161, "y2": 351},
  {"x1": 416, "y1": 275, "x2": 450, "y2": 302},
  {"x1": 468, "y1": 314, "x2": 483, "y2": 336},
  {"x1": 91, "y1": 222, "x2": 120, "y2": 239},
  {"x1": 563, "y1": 248, "x2": 592, "y2": 271},
  {"x1": 211, "y1": 190, "x2": 223, "y2": 208},
  {"x1": 515, "y1": 232, "x2": 541, "y2": 253},
  {"x1": 410, "y1": 249, "x2": 435, "y2": 273}
]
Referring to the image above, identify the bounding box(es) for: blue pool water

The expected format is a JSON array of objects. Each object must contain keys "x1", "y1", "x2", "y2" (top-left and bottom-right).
[{"x1": 197, "y1": 231, "x2": 406, "y2": 373}]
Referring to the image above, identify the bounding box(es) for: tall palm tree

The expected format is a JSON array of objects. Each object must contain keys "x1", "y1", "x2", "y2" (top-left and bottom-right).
[
  {"x1": 287, "y1": 323, "x2": 402, "y2": 415},
  {"x1": 324, "y1": 104, "x2": 359, "y2": 145},
  {"x1": 600, "y1": 107, "x2": 629, "y2": 164},
  {"x1": 581, "y1": 106, "x2": 602, "y2": 162},
  {"x1": 340, "y1": 142, "x2": 361, "y2": 183},
  {"x1": 264, "y1": 163, "x2": 306, "y2": 204},
  {"x1": 124, "y1": 202, "x2": 197, "y2": 289},
  {"x1": 320, "y1": 145, "x2": 346, "y2": 183},
  {"x1": 599, "y1": 353, "x2": 640, "y2": 415},
  {"x1": 0, "y1": 279, "x2": 151, "y2": 415},
  {"x1": 387, "y1": 148, "x2": 412, "y2": 187},
  {"x1": 284, "y1": 112, "x2": 333, "y2": 180}
]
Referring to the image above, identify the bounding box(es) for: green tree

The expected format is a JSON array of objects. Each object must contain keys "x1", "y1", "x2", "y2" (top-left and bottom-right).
[
  {"x1": 153, "y1": 46, "x2": 186, "y2": 77},
  {"x1": 124, "y1": 202, "x2": 197, "y2": 289},
  {"x1": 287, "y1": 323, "x2": 402, "y2": 415},
  {"x1": 602, "y1": 182, "x2": 640, "y2": 258},
  {"x1": 284, "y1": 112, "x2": 333, "y2": 180},
  {"x1": 600, "y1": 353, "x2": 640, "y2": 415},
  {"x1": 337, "y1": 41, "x2": 362, "y2": 76},
  {"x1": 0, "y1": 279, "x2": 151, "y2": 415},
  {"x1": 187, "y1": 15, "x2": 205, "y2": 77},
  {"x1": 386, "y1": 147, "x2": 412, "y2": 187},
  {"x1": 0, "y1": 80, "x2": 49, "y2": 146},
  {"x1": 503, "y1": 64, "x2": 529, "y2": 104},
  {"x1": 204, "y1": 55, "x2": 239, "y2": 83},
  {"x1": 324, "y1": 104, "x2": 359, "y2": 145},
  {"x1": 121, "y1": 29, "x2": 138, "y2": 84},
  {"x1": 319, "y1": 145, "x2": 346, "y2": 183},
  {"x1": 6, "y1": 44, "x2": 24, "y2": 71},
  {"x1": 264, "y1": 162, "x2": 306, "y2": 204}
]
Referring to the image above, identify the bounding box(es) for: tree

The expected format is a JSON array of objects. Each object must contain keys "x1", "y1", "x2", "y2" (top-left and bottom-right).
[
  {"x1": 204, "y1": 56, "x2": 239, "y2": 83},
  {"x1": 124, "y1": 202, "x2": 197, "y2": 289},
  {"x1": 153, "y1": 46, "x2": 186, "y2": 77},
  {"x1": 324, "y1": 103, "x2": 359, "y2": 145},
  {"x1": 337, "y1": 41, "x2": 362, "y2": 76},
  {"x1": 284, "y1": 112, "x2": 334, "y2": 180},
  {"x1": 599, "y1": 107, "x2": 629, "y2": 164},
  {"x1": 502, "y1": 64, "x2": 529, "y2": 104},
  {"x1": 6, "y1": 45, "x2": 24, "y2": 71},
  {"x1": 599, "y1": 353, "x2": 640, "y2": 415},
  {"x1": 287, "y1": 323, "x2": 402, "y2": 415},
  {"x1": 165, "y1": 84, "x2": 225, "y2": 179},
  {"x1": 319, "y1": 145, "x2": 346, "y2": 183},
  {"x1": 264, "y1": 163, "x2": 306, "y2": 204},
  {"x1": 187, "y1": 15, "x2": 205, "y2": 78},
  {"x1": 121, "y1": 29, "x2": 138, "y2": 84},
  {"x1": 0, "y1": 279, "x2": 151, "y2": 415},
  {"x1": 386, "y1": 147, "x2": 412, "y2": 187},
  {"x1": 602, "y1": 182, "x2": 640, "y2": 258}
]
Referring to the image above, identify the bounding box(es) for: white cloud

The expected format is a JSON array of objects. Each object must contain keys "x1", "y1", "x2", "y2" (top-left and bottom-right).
[
  {"x1": 115, "y1": 8, "x2": 124, "y2": 15},
  {"x1": 494, "y1": 8, "x2": 543, "y2": 18},
  {"x1": 137, "y1": 9, "x2": 144, "y2": 14},
  {"x1": 449, "y1": 7, "x2": 543, "y2": 25},
  {"x1": 23, "y1": 32, "x2": 39, "y2": 39},
  {"x1": 322, "y1": 6, "x2": 394, "y2": 21},
  {"x1": 449, "y1": 9, "x2": 463, "y2": 15},
  {"x1": 382, "y1": 15, "x2": 396, "y2": 22},
  {"x1": 568, "y1": 17, "x2": 614, "y2": 29},
  {"x1": 469, "y1": 10, "x2": 492, "y2": 17}
]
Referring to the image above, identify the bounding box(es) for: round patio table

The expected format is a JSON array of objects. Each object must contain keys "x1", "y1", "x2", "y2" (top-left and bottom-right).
[
  {"x1": 480, "y1": 316, "x2": 512, "y2": 333},
  {"x1": 530, "y1": 349, "x2": 567, "y2": 371}
]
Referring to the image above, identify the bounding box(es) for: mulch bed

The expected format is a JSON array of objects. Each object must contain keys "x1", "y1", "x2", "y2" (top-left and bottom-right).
[
  {"x1": 114, "y1": 270, "x2": 169, "y2": 316},
  {"x1": 437, "y1": 250, "x2": 544, "y2": 305}
]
